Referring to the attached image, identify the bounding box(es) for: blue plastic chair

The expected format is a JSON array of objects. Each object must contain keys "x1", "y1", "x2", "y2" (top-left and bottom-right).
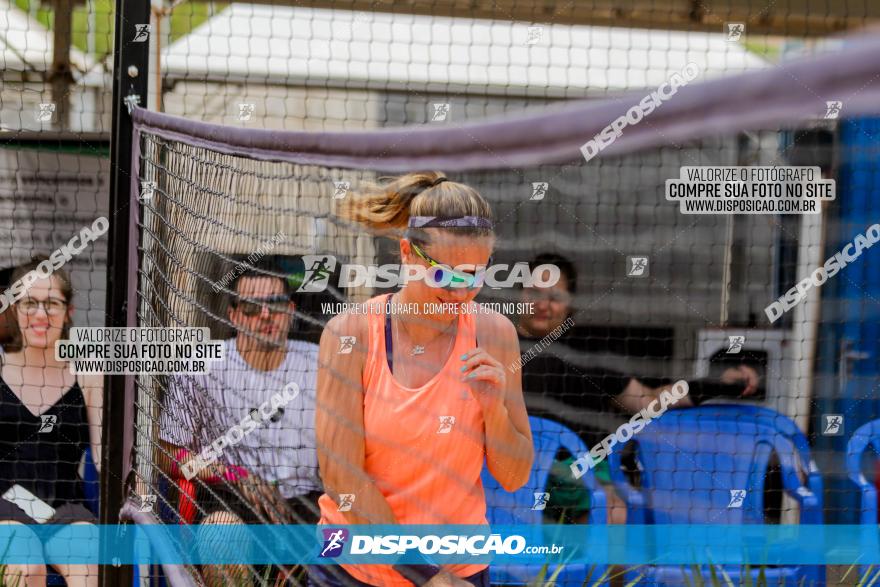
[
  {"x1": 615, "y1": 405, "x2": 822, "y2": 528},
  {"x1": 607, "y1": 406, "x2": 823, "y2": 586},
  {"x1": 846, "y1": 419, "x2": 880, "y2": 583},
  {"x1": 702, "y1": 405, "x2": 823, "y2": 499},
  {"x1": 846, "y1": 418, "x2": 880, "y2": 525},
  {"x1": 70, "y1": 450, "x2": 148, "y2": 586},
  {"x1": 82, "y1": 446, "x2": 100, "y2": 516},
  {"x1": 481, "y1": 416, "x2": 608, "y2": 586},
  {"x1": 47, "y1": 446, "x2": 101, "y2": 586}
]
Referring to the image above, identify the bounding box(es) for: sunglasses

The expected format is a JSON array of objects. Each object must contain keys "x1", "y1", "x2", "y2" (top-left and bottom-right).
[
  {"x1": 410, "y1": 242, "x2": 492, "y2": 290},
  {"x1": 233, "y1": 295, "x2": 291, "y2": 317}
]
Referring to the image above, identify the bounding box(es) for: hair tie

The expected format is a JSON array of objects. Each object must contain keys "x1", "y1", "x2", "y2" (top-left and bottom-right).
[{"x1": 430, "y1": 177, "x2": 449, "y2": 187}]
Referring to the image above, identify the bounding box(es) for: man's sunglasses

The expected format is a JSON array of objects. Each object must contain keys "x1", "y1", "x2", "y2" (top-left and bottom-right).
[
  {"x1": 410, "y1": 242, "x2": 491, "y2": 290},
  {"x1": 232, "y1": 295, "x2": 292, "y2": 316}
]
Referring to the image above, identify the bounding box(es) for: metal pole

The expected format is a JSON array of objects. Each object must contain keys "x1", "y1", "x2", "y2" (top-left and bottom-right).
[
  {"x1": 49, "y1": 0, "x2": 73, "y2": 130},
  {"x1": 104, "y1": 0, "x2": 150, "y2": 581}
]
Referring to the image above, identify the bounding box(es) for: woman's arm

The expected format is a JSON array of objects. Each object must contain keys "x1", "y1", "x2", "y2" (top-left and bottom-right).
[
  {"x1": 469, "y1": 312, "x2": 533, "y2": 492},
  {"x1": 81, "y1": 374, "x2": 103, "y2": 473},
  {"x1": 614, "y1": 365, "x2": 761, "y2": 412},
  {"x1": 315, "y1": 311, "x2": 399, "y2": 525},
  {"x1": 155, "y1": 438, "x2": 240, "y2": 481}
]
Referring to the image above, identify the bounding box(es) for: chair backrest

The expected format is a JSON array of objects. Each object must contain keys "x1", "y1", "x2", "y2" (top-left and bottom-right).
[
  {"x1": 702, "y1": 404, "x2": 818, "y2": 473},
  {"x1": 847, "y1": 419, "x2": 880, "y2": 478},
  {"x1": 482, "y1": 415, "x2": 603, "y2": 525},
  {"x1": 846, "y1": 419, "x2": 880, "y2": 565},
  {"x1": 609, "y1": 407, "x2": 802, "y2": 524},
  {"x1": 846, "y1": 419, "x2": 880, "y2": 519},
  {"x1": 82, "y1": 446, "x2": 100, "y2": 516}
]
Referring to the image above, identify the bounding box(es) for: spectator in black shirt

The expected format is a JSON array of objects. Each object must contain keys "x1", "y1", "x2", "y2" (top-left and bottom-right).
[
  {"x1": 515, "y1": 253, "x2": 758, "y2": 523},
  {"x1": 0, "y1": 257, "x2": 102, "y2": 587}
]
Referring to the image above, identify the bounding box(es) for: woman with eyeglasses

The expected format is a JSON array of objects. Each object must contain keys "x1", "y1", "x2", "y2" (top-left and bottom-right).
[
  {"x1": 312, "y1": 173, "x2": 534, "y2": 587},
  {"x1": 0, "y1": 257, "x2": 101, "y2": 587}
]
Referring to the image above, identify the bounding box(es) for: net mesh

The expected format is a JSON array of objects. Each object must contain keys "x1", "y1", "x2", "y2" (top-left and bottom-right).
[
  {"x1": 0, "y1": 147, "x2": 108, "y2": 587},
  {"x1": 158, "y1": 4, "x2": 773, "y2": 130},
  {"x1": 0, "y1": 3, "x2": 109, "y2": 586},
  {"x1": 131, "y1": 49, "x2": 875, "y2": 581},
  {"x1": 3, "y1": 0, "x2": 880, "y2": 584},
  {"x1": 135, "y1": 150, "x2": 372, "y2": 584}
]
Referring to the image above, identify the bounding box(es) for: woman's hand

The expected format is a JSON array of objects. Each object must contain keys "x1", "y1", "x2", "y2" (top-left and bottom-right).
[
  {"x1": 459, "y1": 348, "x2": 506, "y2": 414},
  {"x1": 239, "y1": 475, "x2": 288, "y2": 524}
]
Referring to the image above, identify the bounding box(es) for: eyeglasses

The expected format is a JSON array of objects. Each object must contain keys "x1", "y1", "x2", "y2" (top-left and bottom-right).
[
  {"x1": 232, "y1": 295, "x2": 291, "y2": 317},
  {"x1": 410, "y1": 241, "x2": 491, "y2": 290},
  {"x1": 18, "y1": 298, "x2": 68, "y2": 315}
]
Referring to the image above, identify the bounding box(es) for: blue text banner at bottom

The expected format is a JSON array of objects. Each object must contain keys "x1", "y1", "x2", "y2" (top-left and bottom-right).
[{"x1": 1, "y1": 525, "x2": 878, "y2": 566}]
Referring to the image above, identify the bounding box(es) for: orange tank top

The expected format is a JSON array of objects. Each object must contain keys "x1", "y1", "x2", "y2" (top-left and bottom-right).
[{"x1": 318, "y1": 295, "x2": 489, "y2": 586}]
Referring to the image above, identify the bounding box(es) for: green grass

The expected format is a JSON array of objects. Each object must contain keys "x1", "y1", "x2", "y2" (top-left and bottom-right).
[
  {"x1": 526, "y1": 563, "x2": 616, "y2": 587},
  {"x1": 743, "y1": 39, "x2": 783, "y2": 62},
  {"x1": 0, "y1": 568, "x2": 22, "y2": 587},
  {"x1": 13, "y1": 0, "x2": 51, "y2": 30},
  {"x1": 10, "y1": 0, "x2": 226, "y2": 58},
  {"x1": 14, "y1": 0, "x2": 112, "y2": 55},
  {"x1": 72, "y1": 0, "x2": 115, "y2": 56},
  {"x1": 169, "y1": 2, "x2": 227, "y2": 45},
  {"x1": 0, "y1": 533, "x2": 23, "y2": 587}
]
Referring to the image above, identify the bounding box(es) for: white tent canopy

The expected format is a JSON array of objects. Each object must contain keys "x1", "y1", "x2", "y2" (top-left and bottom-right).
[
  {"x1": 0, "y1": 0, "x2": 94, "y2": 77},
  {"x1": 163, "y1": 4, "x2": 768, "y2": 96},
  {"x1": 0, "y1": 0, "x2": 108, "y2": 132}
]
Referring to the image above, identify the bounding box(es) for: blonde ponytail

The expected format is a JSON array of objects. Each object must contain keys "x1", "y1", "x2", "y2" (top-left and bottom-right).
[{"x1": 343, "y1": 172, "x2": 493, "y2": 238}]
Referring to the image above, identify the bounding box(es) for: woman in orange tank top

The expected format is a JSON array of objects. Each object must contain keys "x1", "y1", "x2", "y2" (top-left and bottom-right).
[{"x1": 311, "y1": 172, "x2": 534, "y2": 587}]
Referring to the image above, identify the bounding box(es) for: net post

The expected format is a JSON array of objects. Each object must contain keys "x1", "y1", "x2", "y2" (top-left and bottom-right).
[{"x1": 104, "y1": 0, "x2": 150, "y2": 582}]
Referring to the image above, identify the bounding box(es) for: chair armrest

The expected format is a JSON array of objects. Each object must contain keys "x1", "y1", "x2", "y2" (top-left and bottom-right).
[
  {"x1": 845, "y1": 427, "x2": 880, "y2": 524},
  {"x1": 849, "y1": 474, "x2": 878, "y2": 525},
  {"x1": 806, "y1": 469, "x2": 823, "y2": 498},
  {"x1": 588, "y1": 482, "x2": 608, "y2": 525},
  {"x1": 780, "y1": 471, "x2": 823, "y2": 523},
  {"x1": 120, "y1": 502, "x2": 200, "y2": 587},
  {"x1": 788, "y1": 486, "x2": 822, "y2": 524},
  {"x1": 611, "y1": 481, "x2": 646, "y2": 524},
  {"x1": 607, "y1": 450, "x2": 646, "y2": 524},
  {"x1": 776, "y1": 440, "x2": 822, "y2": 523},
  {"x1": 858, "y1": 485, "x2": 878, "y2": 525}
]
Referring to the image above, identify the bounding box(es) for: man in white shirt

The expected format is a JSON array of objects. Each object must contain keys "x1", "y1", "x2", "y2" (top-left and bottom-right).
[{"x1": 158, "y1": 259, "x2": 321, "y2": 582}]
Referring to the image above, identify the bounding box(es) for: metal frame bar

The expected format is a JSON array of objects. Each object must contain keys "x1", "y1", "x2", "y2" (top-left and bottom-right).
[{"x1": 103, "y1": 0, "x2": 150, "y2": 583}]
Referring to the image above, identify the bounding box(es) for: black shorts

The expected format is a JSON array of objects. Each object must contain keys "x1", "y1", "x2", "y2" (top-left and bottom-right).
[
  {"x1": 0, "y1": 498, "x2": 95, "y2": 526},
  {"x1": 194, "y1": 486, "x2": 322, "y2": 525}
]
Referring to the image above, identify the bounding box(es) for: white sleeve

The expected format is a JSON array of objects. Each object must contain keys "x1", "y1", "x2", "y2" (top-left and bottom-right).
[
  {"x1": 158, "y1": 374, "x2": 194, "y2": 447},
  {"x1": 307, "y1": 345, "x2": 320, "y2": 395}
]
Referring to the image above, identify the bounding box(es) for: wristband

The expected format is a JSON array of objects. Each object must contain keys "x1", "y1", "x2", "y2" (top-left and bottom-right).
[
  {"x1": 202, "y1": 465, "x2": 250, "y2": 484},
  {"x1": 170, "y1": 449, "x2": 249, "y2": 483},
  {"x1": 686, "y1": 378, "x2": 748, "y2": 406},
  {"x1": 393, "y1": 559, "x2": 442, "y2": 586},
  {"x1": 223, "y1": 465, "x2": 249, "y2": 483}
]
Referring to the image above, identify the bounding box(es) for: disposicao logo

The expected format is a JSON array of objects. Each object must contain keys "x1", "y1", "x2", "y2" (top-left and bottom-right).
[{"x1": 319, "y1": 528, "x2": 349, "y2": 558}]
